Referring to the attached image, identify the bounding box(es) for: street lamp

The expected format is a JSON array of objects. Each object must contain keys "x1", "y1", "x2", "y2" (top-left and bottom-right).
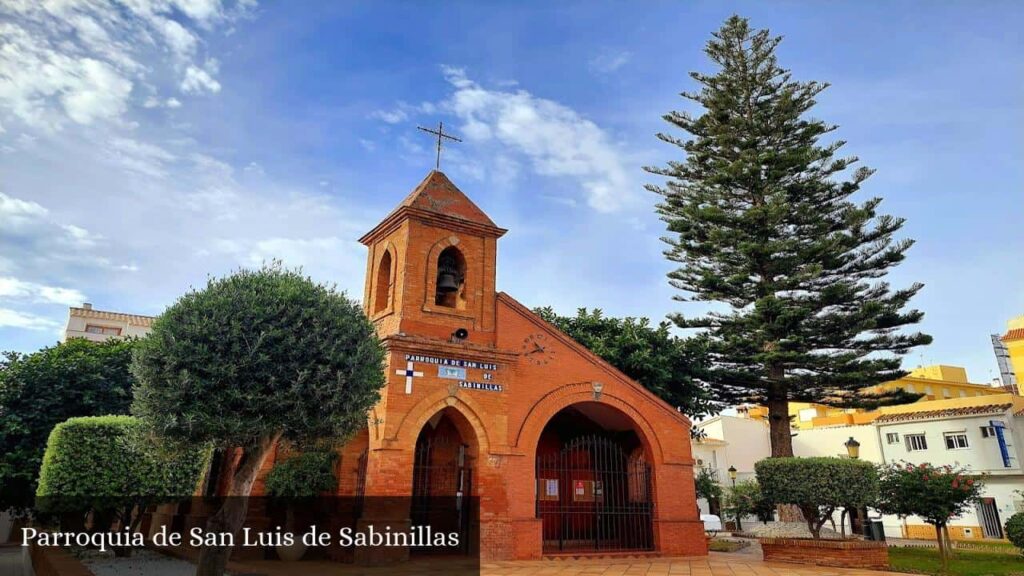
[
  {"x1": 844, "y1": 437, "x2": 861, "y2": 459},
  {"x1": 727, "y1": 466, "x2": 740, "y2": 531}
]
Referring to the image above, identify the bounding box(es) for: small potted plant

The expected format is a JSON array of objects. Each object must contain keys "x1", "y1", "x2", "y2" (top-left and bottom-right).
[{"x1": 264, "y1": 450, "x2": 338, "y2": 561}]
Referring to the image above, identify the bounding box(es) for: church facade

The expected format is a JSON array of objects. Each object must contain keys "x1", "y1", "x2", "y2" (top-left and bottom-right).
[{"x1": 330, "y1": 170, "x2": 706, "y2": 560}]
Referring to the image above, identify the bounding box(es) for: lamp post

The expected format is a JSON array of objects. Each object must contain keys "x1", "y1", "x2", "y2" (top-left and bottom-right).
[
  {"x1": 843, "y1": 437, "x2": 863, "y2": 536},
  {"x1": 727, "y1": 466, "x2": 739, "y2": 531},
  {"x1": 844, "y1": 437, "x2": 861, "y2": 459}
]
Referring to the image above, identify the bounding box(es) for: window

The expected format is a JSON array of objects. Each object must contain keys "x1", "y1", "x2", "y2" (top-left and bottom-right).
[
  {"x1": 373, "y1": 249, "x2": 392, "y2": 314},
  {"x1": 906, "y1": 384, "x2": 916, "y2": 393},
  {"x1": 85, "y1": 324, "x2": 121, "y2": 336},
  {"x1": 924, "y1": 385, "x2": 933, "y2": 396},
  {"x1": 981, "y1": 426, "x2": 996, "y2": 438},
  {"x1": 944, "y1": 432, "x2": 969, "y2": 450},
  {"x1": 959, "y1": 390, "x2": 967, "y2": 398},
  {"x1": 886, "y1": 433, "x2": 900, "y2": 444},
  {"x1": 942, "y1": 388, "x2": 951, "y2": 398},
  {"x1": 905, "y1": 434, "x2": 928, "y2": 451}
]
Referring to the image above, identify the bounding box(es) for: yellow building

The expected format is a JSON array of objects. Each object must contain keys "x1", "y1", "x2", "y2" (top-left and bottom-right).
[
  {"x1": 1001, "y1": 314, "x2": 1024, "y2": 395},
  {"x1": 743, "y1": 365, "x2": 1004, "y2": 429}
]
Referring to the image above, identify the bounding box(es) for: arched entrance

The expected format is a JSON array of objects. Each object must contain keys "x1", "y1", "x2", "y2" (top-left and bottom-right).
[
  {"x1": 411, "y1": 407, "x2": 476, "y2": 554},
  {"x1": 535, "y1": 402, "x2": 654, "y2": 553}
]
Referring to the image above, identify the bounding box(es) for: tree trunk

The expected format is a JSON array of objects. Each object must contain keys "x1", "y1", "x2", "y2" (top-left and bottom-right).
[
  {"x1": 935, "y1": 524, "x2": 948, "y2": 573},
  {"x1": 195, "y1": 432, "x2": 282, "y2": 576},
  {"x1": 766, "y1": 378, "x2": 792, "y2": 457},
  {"x1": 839, "y1": 509, "x2": 848, "y2": 538}
]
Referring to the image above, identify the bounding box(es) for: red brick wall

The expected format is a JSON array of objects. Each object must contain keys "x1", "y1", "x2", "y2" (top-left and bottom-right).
[{"x1": 760, "y1": 538, "x2": 890, "y2": 570}]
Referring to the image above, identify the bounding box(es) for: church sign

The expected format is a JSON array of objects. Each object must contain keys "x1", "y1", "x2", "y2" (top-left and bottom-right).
[
  {"x1": 459, "y1": 380, "x2": 503, "y2": 392},
  {"x1": 405, "y1": 353, "x2": 498, "y2": 371}
]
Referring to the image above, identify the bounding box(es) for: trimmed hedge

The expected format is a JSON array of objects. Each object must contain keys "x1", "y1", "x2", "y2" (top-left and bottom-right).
[
  {"x1": 36, "y1": 415, "x2": 209, "y2": 514},
  {"x1": 1006, "y1": 512, "x2": 1024, "y2": 556},
  {"x1": 756, "y1": 457, "x2": 878, "y2": 538}
]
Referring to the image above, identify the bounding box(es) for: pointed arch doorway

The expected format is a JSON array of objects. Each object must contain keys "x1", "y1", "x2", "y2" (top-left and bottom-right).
[{"x1": 411, "y1": 407, "x2": 476, "y2": 554}]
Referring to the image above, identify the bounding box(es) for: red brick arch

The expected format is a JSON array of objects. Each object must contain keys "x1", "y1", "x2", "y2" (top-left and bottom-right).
[
  {"x1": 391, "y1": 388, "x2": 492, "y2": 455},
  {"x1": 512, "y1": 382, "x2": 668, "y2": 464}
]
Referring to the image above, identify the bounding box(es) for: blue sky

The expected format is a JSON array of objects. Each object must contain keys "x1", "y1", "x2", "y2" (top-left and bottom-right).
[{"x1": 1, "y1": 1, "x2": 1022, "y2": 384}]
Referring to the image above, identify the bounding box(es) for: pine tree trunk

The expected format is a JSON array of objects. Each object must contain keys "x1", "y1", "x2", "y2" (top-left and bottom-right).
[
  {"x1": 767, "y1": 378, "x2": 793, "y2": 457},
  {"x1": 195, "y1": 432, "x2": 282, "y2": 576}
]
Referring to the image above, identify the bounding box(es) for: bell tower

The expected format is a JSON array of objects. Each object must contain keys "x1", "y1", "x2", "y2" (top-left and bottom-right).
[{"x1": 359, "y1": 171, "x2": 506, "y2": 345}]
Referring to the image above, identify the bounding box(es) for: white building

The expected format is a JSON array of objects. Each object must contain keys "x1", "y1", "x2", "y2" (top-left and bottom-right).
[
  {"x1": 695, "y1": 395, "x2": 1024, "y2": 541},
  {"x1": 692, "y1": 415, "x2": 772, "y2": 524},
  {"x1": 62, "y1": 303, "x2": 154, "y2": 342}
]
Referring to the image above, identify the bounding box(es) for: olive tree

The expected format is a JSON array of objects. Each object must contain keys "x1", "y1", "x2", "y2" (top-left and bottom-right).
[
  {"x1": 756, "y1": 457, "x2": 878, "y2": 539},
  {"x1": 132, "y1": 264, "x2": 385, "y2": 576}
]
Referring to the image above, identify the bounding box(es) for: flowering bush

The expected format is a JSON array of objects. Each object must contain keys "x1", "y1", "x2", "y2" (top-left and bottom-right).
[{"x1": 876, "y1": 462, "x2": 984, "y2": 568}]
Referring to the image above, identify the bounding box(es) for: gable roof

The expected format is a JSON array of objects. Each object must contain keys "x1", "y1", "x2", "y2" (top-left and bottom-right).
[
  {"x1": 360, "y1": 171, "x2": 506, "y2": 244},
  {"x1": 874, "y1": 403, "x2": 1013, "y2": 424},
  {"x1": 496, "y1": 292, "x2": 690, "y2": 427}
]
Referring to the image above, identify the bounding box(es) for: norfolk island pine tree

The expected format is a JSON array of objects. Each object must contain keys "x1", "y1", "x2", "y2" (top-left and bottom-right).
[{"x1": 645, "y1": 15, "x2": 931, "y2": 458}]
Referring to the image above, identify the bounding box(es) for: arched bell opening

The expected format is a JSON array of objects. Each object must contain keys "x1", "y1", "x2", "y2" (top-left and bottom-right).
[
  {"x1": 434, "y1": 246, "x2": 467, "y2": 309},
  {"x1": 535, "y1": 402, "x2": 654, "y2": 554},
  {"x1": 373, "y1": 249, "x2": 393, "y2": 314},
  {"x1": 411, "y1": 407, "x2": 478, "y2": 555}
]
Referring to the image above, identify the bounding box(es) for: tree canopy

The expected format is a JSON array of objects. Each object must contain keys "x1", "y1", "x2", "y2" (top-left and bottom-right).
[
  {"x1": 132, "y1": 264, "x2": 386, "y2": 448},
  {"x1": 131, "y1": 263, "x2": 385, "y2": 576},
  {"x1": 756, "y1": 457, "x2": 877, "y2": 538},
  {"x1": 876, "y1": 462, "x2": 983, "y2": 568},
  {"x1": 0, "y1": 337, "x2": 137, "y2": 513},
  {"x1": 645, "y1": 15, "x2": 930, "y2": 456},
  {"x1": 534, "y1": 307, "x2": 714, "y2": 421}
]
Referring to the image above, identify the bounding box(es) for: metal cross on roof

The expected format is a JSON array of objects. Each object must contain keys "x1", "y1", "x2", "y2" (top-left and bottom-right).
[{"x1": 417, "y1": 121, "x2": 461, "y2": 171}]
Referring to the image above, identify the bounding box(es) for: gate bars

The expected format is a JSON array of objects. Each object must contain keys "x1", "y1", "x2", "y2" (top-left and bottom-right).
[{"x1": 536, "y1": 434, "x2": 654, "y2": 553}]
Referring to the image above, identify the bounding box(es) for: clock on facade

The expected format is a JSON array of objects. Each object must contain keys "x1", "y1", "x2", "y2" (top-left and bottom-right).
[{"x1": 521, "y1": 333, "x2": 555, "y2": 365}]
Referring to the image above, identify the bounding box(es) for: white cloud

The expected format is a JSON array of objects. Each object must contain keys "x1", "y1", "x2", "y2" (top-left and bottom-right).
[
  {"x1": 0, "y1": 1, "x2": 249, "y2": 131},
  {"x1": 588, "y1": 50, "x2": 632, "y2": 74},
  {"x1": 371, "y1": 108, "x2": 408, "y2": 124},
  {"x1": 0, "y1": 277, "x2": 87, "y2": 306},
  {"x1": 165, "y1": 97, "x2": 182, "y2": 108},
  {"x1": 437, "y1": 67, "x2": 635, "y2": 212},
  {"x1": 0, "y1": 192, "x2": 49, "y2": 224},
  {"x1": 181, "y1": 60, "x2": 222, "y2": 94},
  {"x1": 0, "y1": 308, "x2": 60, "y2": 331}
]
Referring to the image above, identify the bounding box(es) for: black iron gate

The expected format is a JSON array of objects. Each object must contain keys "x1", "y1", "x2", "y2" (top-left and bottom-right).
[
  {"x1": 536, "y1": 435, "x2": 654, "y2": 553},
  {"x1": 411, "y1": 435, "x2": 472, "y2": 554},
  {"x1": 536, "y1": 432, "x2": 655, "y2": 549}
]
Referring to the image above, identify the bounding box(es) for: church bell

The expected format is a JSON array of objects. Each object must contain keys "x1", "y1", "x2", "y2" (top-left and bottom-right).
[{"x1": 436, "y1": 253, "x2": 461, "y2": 293}]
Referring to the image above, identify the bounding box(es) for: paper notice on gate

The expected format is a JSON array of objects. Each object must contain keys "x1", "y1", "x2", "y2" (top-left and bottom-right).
[
  {"x1": 573, "y1": 480, "x2": 596, "y2": 502},
  {"x1": 538, "y1": 479, "x2": 559, "y2": 501}
]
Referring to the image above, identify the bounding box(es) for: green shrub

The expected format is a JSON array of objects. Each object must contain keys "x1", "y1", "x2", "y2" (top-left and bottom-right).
[
  {"x1": 264, "y1": 451, "x2": 338, "y2": 499},
  {"x1": 0, "y1": 338, "x2": 137, "y2": 513},
  {"x1": 1004, "y1": 512, "x2": 1024, "y2": 556},
  {"x1": 36, "y1": 415, "x2": 209, "y2": 529},
  {"x1": 755, "y1": 457, "x2": 877, "y2": 539}
]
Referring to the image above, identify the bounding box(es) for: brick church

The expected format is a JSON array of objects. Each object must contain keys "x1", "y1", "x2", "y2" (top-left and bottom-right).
[{"x1": 325, "y1": 170, "x2": 706, "y2": 560}]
